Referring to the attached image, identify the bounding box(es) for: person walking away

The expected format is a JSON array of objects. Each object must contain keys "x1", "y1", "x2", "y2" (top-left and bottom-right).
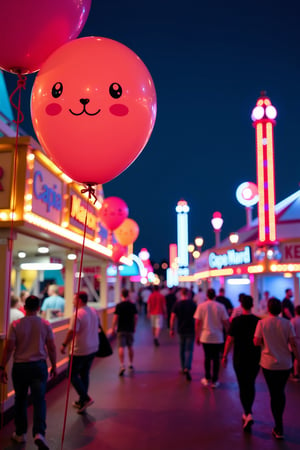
[
  {"x1": 193, "y1": 287, "x2": 205, "y2": 305},
  {"x1": 170, "y1": 287, "x2": 196, "y2": 381},
  {"x1": 254, "y1": 297, "x2": 300, "y2": 440},
  {"x1": 112, "y1": 288, "x2": 138, "y2": 376},
  {"x1": 41, "y1": 284, "x2": 65, "y2": 319},
  {"x1": 291, "y1": 305, "x2": 300, "y2": 381},
  {"x1": 165, "y1": 287, "x2": 177, "y2": 328},
  {"x1": 147, "y1": 285, "x2": 167, "y2": 346},
  {"x1": 0, "y1": 295, "x2": 57, "y2": 449},
  {"x1": 140, "y1": 286, "x2": 152, "y2": 315},
  {"x1": 60, "y1": 291, "x2": 99, "y2": 414},
  {"x1": 222, "y1": 295, "x2": 261, "y2": 432},
  {"x1": 281, "y1": 288, "x2": 295, "y2": 320},
  {"x1": 194, "y1": 288, "x2": 229, "y2": 388},
  {"x1": 216, "y1": 287, "x2": 233, "y2": 317},
  {"x1": 230, "y1": 293, "x2": 245, "y2": 322},
  {"x1": 10, "y1": 295, "x2": 24, "y2": 323}
]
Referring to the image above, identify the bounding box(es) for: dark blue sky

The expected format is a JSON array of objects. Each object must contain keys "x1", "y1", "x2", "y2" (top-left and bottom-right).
[{"x1": 4, "y1": 0, "x2": 300, "y2": 262}]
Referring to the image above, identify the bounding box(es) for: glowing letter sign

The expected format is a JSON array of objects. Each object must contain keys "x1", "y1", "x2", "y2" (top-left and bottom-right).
[
  {"x1": 70, "y1": 195, "x2": 97, "y2": 232},
  {"x1": 209, "y1": 246, "x2": 252, "y2": 269},
  {"x1": 33, "y1": 170, "x2": 62, "y2": 212}
]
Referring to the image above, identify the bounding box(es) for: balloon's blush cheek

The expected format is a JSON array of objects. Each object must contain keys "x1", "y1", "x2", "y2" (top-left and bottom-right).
[
  {"x1": 45, "y1": 103, "x2": 63, "y2": 116},
  {"x1": 109, "y1": 104, "x2": 129, "y2": 116}
]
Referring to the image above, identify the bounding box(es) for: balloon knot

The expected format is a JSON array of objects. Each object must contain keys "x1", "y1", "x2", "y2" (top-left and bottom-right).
[{"x1": 81, "y1": 184, "x2": 98, "y2": 204}]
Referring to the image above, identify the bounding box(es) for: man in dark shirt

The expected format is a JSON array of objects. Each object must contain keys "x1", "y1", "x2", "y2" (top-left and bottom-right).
[
  {"x1": 216, "y1": 287, "x2": 233, "y2": 316},
  {"x1": 170, "y1": 287, "x2": 197, "y2": 381},
  {"x1": 222, "y1": 295, "x2": 260, "y2": 432},
  {"x1": 282, "y1": 288, "x2": 295, "y2": 320},
  {"x1": 113, "y1": 288, "x2": 138, "y2": 376}
]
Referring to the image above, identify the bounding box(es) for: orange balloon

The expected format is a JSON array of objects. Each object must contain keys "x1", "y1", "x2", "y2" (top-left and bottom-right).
[
  {"x1": 31, "y1": 37, "x2": 157, "y2": 185},
  {"x1": 114, "y1": 218, "x2": 139, "y2": 246}
]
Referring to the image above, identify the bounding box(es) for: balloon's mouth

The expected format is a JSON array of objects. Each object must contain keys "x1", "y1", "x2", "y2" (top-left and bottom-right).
[{"x1": 69, "y1": 106, "x2": 101, "y2": 116}]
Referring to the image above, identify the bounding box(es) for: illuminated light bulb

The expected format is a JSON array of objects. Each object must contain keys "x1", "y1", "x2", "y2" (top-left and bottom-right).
[
  {"x1": 251, "y1": 106, "x2": 264, "y2": 121},
  {"x1": 265, "y1": 105, "x2": 277, "y2": 119},
  {"x1": 67, "y1": 253, "x2": 77, "y2": 260},
  {"x1": 229, "y1": 232, "x2": 239, "y2": 244},
  {"x1": 211, "y1": 212, "x2": 223, "y2": 231},
  {"x1": 37, "y1": 245, "x2": 49, "y2": 254},
  {"x1": 195, "y1": 237, "x2": 204, "y2": 247}
]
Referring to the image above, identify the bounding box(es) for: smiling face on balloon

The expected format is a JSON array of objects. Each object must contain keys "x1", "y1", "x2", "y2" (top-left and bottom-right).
[{"x1": 31, "y1": 37, "x2": 157, "y2": 185}]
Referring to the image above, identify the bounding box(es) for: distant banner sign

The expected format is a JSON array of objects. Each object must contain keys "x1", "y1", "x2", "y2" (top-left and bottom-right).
[
  {"x1": 209, "y1": 246, "x2": 252, "y2": 269},
  {"x1": 282, "y1": 244, "x2": 300, "y2": 261}
]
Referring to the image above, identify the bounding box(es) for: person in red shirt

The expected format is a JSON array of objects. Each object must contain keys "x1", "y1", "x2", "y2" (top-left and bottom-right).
[{"x1": 147, "y1": 286, "x2": 167, "y2": 346}]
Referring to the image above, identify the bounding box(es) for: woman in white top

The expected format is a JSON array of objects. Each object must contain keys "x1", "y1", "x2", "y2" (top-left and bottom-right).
[{"x1": 254, "y1": 297, "x2": 300, "y2": 440}]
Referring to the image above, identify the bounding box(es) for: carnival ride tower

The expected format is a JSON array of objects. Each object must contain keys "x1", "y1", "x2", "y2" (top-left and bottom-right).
[{"x1": 251, "y1": 92, "x2": 277, "y2": 245}]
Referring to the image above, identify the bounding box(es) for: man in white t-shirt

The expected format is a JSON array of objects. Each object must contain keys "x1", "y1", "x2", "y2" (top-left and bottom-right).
[
  {"x1": 0, "y1": 295, "x2": 57, "y2": 449},
  {"x1": 61, "y1": 291, "x2": 99, "y2": 413},
  {"x1": 194, "y1": 288, "x2": 229, "y2": 388},
  {"x1": 10, "y1": 295, "x2": 25, "y2": 323}
]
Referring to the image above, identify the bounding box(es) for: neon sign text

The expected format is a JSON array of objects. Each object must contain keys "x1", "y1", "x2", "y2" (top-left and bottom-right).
[
  {"x1": 209, "y1": 246, "x2": 252, "y2": 269},
  {"x1": 70, "y1": 195, "x2": 97, "y2": 231},
  {"x1": 33, "y1": 170, "x2": 62, "y2": 212}
]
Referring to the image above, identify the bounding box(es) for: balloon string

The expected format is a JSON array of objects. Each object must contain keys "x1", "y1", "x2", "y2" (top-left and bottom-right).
[
  {"x1": 1, "y1": 74, "x2": 26, "y2": 429},
  {"x1": 60, "y1": 187, "x2": 92, "y2": 450},
  {"x1": 9, "y1": 74, "x2": 26, "y2": 125}
]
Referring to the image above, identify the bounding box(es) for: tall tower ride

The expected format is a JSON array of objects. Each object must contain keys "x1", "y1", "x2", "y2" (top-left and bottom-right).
[{"x1": 251, "y1": 92, "x2": 277, "y2": 244}]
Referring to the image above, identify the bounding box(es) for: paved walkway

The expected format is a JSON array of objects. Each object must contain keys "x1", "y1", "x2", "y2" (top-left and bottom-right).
[{"x1": 1, "y1": 315, "x2": 300, "y2": 450}]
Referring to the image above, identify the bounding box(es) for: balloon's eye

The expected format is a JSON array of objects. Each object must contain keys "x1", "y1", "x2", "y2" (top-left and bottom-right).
[
  {"x1": 52, "y1": 82, "x2": 63, "y2": 98},
  {"x1": 109, "y1": 83, "x2": 122, "y2": 99}
]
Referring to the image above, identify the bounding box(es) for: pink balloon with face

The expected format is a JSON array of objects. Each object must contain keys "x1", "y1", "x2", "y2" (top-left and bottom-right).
[
  {"x1": 31, "y1": 37, "x2": 157, "y2": 185},
  {"x1": 0, "y1": 0, "x2": 91, "y2": 74},
  {"x1": 99, "y1": 197, "x2": 129, "y2": 231}
]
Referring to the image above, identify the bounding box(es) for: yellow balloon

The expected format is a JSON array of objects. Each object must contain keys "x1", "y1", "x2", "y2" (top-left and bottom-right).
[{"x1": 114, "y1": 218, "x2": 139, "y2": 246}]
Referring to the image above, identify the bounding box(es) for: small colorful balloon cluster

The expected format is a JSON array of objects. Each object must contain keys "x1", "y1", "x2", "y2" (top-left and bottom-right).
[{"x1": 99, "y1": 196, "x2": 139, "y2": 263}]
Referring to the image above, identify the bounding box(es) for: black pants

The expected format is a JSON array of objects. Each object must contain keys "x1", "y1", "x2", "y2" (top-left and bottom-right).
[
  {"x1": 262, "y1": 367, "x2": 290, "y2": 431},
  {"x1": 234, "y1": 363, "x2": 260, "y2": 415},
  {"x1": 202, "y1": 343, "x2": 222, "y2": 382},
  {"x1": 69, "y1": 353, "x2": 95, "y2": 403}
]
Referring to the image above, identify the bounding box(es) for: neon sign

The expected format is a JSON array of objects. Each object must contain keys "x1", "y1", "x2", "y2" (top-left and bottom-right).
[
  {"x1": 70, "y1": 195, "x2": 97, "y2": 231},
  {"x1": 33, "y1": 170, "x2": 62, "y2": 212},
  {"x1": 209, "y1": 246, "x2": 252, "y2": 269}
]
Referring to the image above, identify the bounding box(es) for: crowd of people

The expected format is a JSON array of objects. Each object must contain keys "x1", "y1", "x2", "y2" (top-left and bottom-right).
[{"x1": 2, "y1": 282, "x2": 300, "y2": 447}]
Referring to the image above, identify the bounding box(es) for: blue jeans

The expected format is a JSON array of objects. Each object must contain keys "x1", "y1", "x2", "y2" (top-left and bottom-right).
[
  {"x1": 12, "y1": 360, "x2": 48, "y2": 437},
  {"x1": 179, "y1": 334, "x2": 194, "y2": 371},
  {"x1": 70, "y1": 353, "x2": 95, "y2": 402}
]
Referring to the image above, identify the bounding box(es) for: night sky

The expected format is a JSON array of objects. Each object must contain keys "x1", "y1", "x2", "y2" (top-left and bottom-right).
[{"x1": 3, "y1": 0, "x2": 300, "y2": 263}]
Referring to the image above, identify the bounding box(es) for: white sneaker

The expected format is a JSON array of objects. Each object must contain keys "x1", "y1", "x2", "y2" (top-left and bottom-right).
[
  {"x1": 201, "y1": 378, "x2": 210, "y2": 386},
  {"x1": 211, "y1": 381, "x2": 220, "y2": 388},
  {"x1": 12, "y1": 432, "x2": 26, "y2": 443},
  {"x1": 34, "y1": 433, "x2": 50, "y2": 449}
]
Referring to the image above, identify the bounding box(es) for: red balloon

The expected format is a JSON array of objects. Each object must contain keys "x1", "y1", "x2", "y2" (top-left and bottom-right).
[
  {"x1": 99, "y1": 197, "x2": 129, "y2": 231},
  {"x1": 31, "y1": 37, "x2": 157, "y2": 185},
  {"x1": 111, "y1": 243, "x2": 126, "y2": 263},
  {"x1": 114, "y1": 218, "x2": 139, "y2": 247},
  {"x1": 0, "y1": 0, "x2": 91, "y2": 75}
]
